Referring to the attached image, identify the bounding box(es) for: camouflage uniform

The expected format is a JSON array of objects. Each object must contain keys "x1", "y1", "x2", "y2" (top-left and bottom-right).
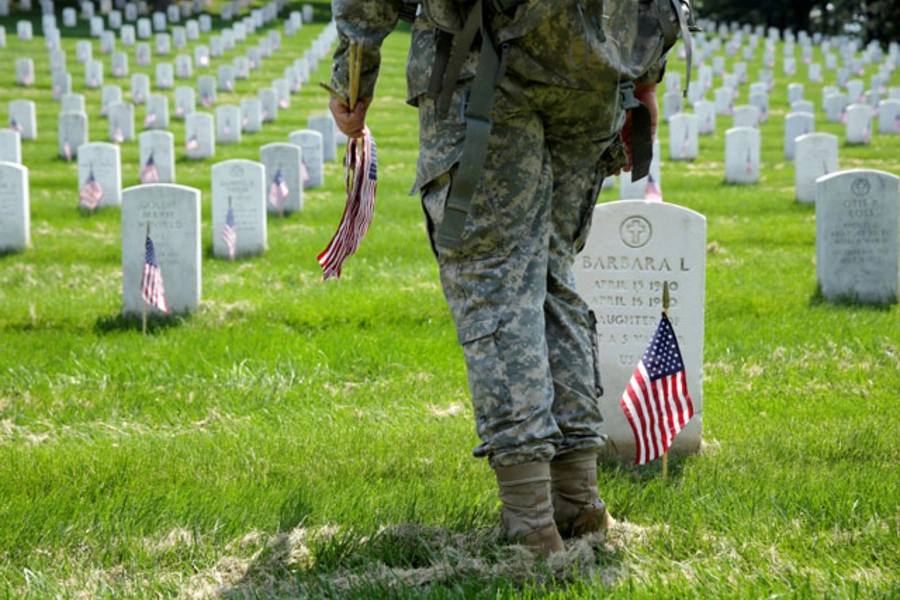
[{"x1": 332, "y1": 0, "x2": 669, "y2": 468}]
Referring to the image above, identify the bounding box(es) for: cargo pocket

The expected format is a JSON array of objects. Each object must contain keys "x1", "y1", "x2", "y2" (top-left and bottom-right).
[
  {"x1": 588, "y1": 310, "x2": 604, "y2": 398},
  {"x1": 456, "y1": 315, "x2": 508, "y2": 452}
]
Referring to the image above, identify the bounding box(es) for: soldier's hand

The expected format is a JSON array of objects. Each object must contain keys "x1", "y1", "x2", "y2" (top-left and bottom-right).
[
  {"x1": 330, "y1": 96, "x2": 372, "y2": 138},
  {"x1": 618, "y1": 82, "x2": 659, "y2": 174}
]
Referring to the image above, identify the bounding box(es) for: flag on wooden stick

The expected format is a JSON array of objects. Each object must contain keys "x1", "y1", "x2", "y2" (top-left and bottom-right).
[
  {"x1": 140, "y1": 153, "x2": 160, "y2": 183},
  {"x1": 267, "y1": 168, "x2": 289, "y2": 213},
  {"x1": 78, "y1": 170, "x2": 104, "y2": 210},
  {"x1": 222, "y1": 203, "x2": 237, "y2": 260},
  {"x1": 317, "y1": 127, "x2": 377, "y2": 280},
  {"x1": 141, "y1": 233, "x2": 169, "y2": 313},
  {"x1": 619, "y1": 311, "x2": 694, "y2": 466}
]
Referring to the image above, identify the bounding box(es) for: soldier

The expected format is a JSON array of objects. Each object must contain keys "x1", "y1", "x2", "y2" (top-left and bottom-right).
[{"x1": 329, "y1": 0, "x2": 689, "y2": 556}]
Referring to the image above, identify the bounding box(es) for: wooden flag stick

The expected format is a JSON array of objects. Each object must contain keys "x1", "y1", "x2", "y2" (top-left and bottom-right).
[
  {"x1": 142, "y1": 222, "x2": 149, "y2": 335},
  {"x1": 662, "y1": 280, "x2": 670, "y2": 479}
]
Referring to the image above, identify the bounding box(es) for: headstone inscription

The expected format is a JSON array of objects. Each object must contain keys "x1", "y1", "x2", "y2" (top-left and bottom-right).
[
  {"x1": 0, "y1": 161, "x2": 30, "y2": 253},
  {"x1": 211, "y1": 159, "x2": 267, "y2": 259},
  {"x1": 816, "y1": 169, "x2": 899, "y2": 305},
  {"x1": 573, "y1": 200, "x2": 706, "y2": 462},
  {"x1": 121, "y1": 184, "x2": 201, "y2": 315}
]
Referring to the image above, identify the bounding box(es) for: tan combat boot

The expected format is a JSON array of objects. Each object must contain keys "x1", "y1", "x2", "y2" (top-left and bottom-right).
[
  {"x1": 550, "y1": 450, "x2": 615, "y2": 539},
  {"x1": 494, "y1": 461, "x2": 566, "y2": 557}
]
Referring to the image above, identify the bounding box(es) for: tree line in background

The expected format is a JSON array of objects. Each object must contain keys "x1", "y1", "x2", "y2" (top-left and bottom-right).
[{"x1": 695, "y1": 0, "x2": 900, "y2": 45}]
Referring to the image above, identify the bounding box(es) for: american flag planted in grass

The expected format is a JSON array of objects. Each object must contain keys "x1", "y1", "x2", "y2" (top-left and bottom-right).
[
  {"x1": 78, "y1": 171, "x2": 103, "y2": 210},
  {"x1": 619, "y1": 313, "x2": 693, "y2": 465},
  {"x1": 318, "y1": 128, "x2": 377, "y2": 280}
]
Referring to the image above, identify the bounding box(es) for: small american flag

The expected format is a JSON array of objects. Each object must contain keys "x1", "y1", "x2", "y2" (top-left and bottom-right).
[
  {"x1": 300, "y1": 158, "x2": 310, "y2": 183},
  {"x1": 226, "y1": 79, "x2": 233, "y2": 92},
  {"x1": 140, "y1": 153, "x2": 160, "y2": 183},
  {"x1": 91, "y1": 77, "x2": 99, "y2": 88},
  {"x1": 268, "y1": 168, "x2": 289, "y2": 212},
  {"x1": 893, "y1": 113, "x2": 900, "y2": 133},
  {"x1": 9, "y1": 118, "x2": 24, "y2": 133},
  {"x1": 113, "y1": 125, "x2": 125, "y2": 144},
  {"x1": 619, "y1": 313, "x2": 694, "y2": 465},
  {"x1": 862, "y1": 124, "x2": 871, "y2": 144},
  {"x1": 63, "y1": 139, "x2": 72, "y2": 162},
  {"x1": 175, "y1": 104, "x2": 185, "y2": 117},
  {"x1": 53, "y1": 85, "x2": 61, "y2": 100},
  {"x1": 222, "y1": 205, "x2": 237, "y2": 260},
  {"x1": 22, "y1": 74, "x2": 33, "y2": 86},
  {"x1": 279, "y1": 98, "x2": 289, "y2": 109},
  {"x1": 199, "y1": 55, "x2": 209, "y2": 67},
  {"x1": 318, "y1": 128, "x2": 378, "y2": 280},
  {"x1": 681, "y1": 129, "x2": 691, "y2": 159},
  {"x1": 223, "y1": 121, "x2": 231, "y2": 140},
  {"x1": 186, "y1": 134, "x2": 200, "y2": 151},
  {"x1": 78, "y1": 170, "x2": 104, "y2": 210},
  {"x1": 143, "y1": 112, "x2": 157, "y2": 128},
  {"x1": 141, "y1": 234, "x2": 169, "y2": 313},
  {"x1": 134, "y1": 91, "x2": 144, "y2": 104},
  {"x1": 745, "y1": 148, "x2": 754, "y2": 177},
  {"x1": 644, "y1": 173, "x2": 663, "y2": 201},
  {"x1": 201, "y1": 94, "x2": 213, "y2": 107}
]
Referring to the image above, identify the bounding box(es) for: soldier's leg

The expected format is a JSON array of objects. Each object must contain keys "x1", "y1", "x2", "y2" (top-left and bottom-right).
[{"x1": 420, "y1": 80, "x2": 562, "y2": 469}]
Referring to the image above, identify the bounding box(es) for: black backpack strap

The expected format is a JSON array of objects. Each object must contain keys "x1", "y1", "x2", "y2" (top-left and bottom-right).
[
  {"x1": 436, "y1": 0, "x2": 485, "y2": 117},
  {"x1": 435, "y1": 28, "x2": 507, "y2": 248}
]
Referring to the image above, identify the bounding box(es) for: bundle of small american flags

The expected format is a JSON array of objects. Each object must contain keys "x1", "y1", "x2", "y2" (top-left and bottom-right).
[{"x1": 317, "y1": 127, "x2": 377, "y2": 280}]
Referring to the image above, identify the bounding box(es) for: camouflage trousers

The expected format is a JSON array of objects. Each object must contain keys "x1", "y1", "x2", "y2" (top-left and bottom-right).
[{"x1": 420, "y1": 70, "x2": 624, "y2": 468}]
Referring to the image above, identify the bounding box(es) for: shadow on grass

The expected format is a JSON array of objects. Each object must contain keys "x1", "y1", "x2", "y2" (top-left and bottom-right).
[
  {"x1": 808, "y1": 286, "x2": 897, "y2": 311},
  {"x1": 94, "y1": 311, "x2": 186, "y2": 334},
  {"x1": 218, "y1": 520, "x2": 628, "y2": 599}
]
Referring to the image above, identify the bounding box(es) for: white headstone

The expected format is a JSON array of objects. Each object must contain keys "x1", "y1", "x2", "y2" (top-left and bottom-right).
[
  {"x1": 155, "y1": 32, "x2": 170, "y2": 54},
  {"x1": 816, "y1": 169, "x2": 899, "y2": 305},
  {"x1": 210, "y1": 35, "x2": 224, "y2": 57},
  {"x1": 155, "y1": 62, "x2": 173, "y2": 89},
  {"x1": 17, "y1": 20, "x2": 33, "y2": 40},
  {"x1": 748, "y1": 92, "x2": 769, "y2": 123},
  {"x1": 0, "y1": 131, "x2": 22, "y2": 164},
  {"x1": 194, "y1": 45, "x2": 210, "y2": 68},
  {"x1": 78, "y1": 142, "x2": 121, "y2": 207},
  {"x1": 172, "y1": 25, "x2": 186, "y2": 49},
  {"x1": 120, "y1": 23, "x2": 135, "y2": 44},
  {"x1": 824, "y1": 93, "x2": 847, "y2": 123},
  {"x1": 784, "y1": 112, "x2": 815, "y2": 160},
  {"x1": 76, "y1": 40, "x2": 93, "y2": 63},
  {"x1": 307, "y1": 114, "x2": 336, "y2": 162},
  {"x1": 0, "y1": 161, "x2": 30, "y2": 253},
  {"x1": 15, "y1": 58, "x2": 35, "y2": 87},
  {"x1": 8, "y1": 100, "x2": 36, "y2": 141},
  {"x1": 137, "y1": 17, "x2": 151, "y2": 38},
  {"x1": 732, "y1": 104, "x2": 760, "y2": 129},
  {"x1": 61, "y1": 93, "x2": 86, "y2": 113},
  {"x1": 288, "y1": 129, "x2": 323, "y2": 189},
  {"x1": 111, "y1": 51, "x2": 128, "y2": 77},
  {"x1": 694, "y1": 100, "x2": 715, "y2": 135},
  {"x1": 302, "y1": 3, "x2": 313, "y2": 22},
  {"x1": 724, "y1": 126, "x2": 760, "y2": 185},
  {"x1": 52, "y1": 72, "x2": 72, "y2": 101},
  {"x1": 138, "y1": 130, "x2": 175, "y2": 183},
  {"x1": 63, "y1": 6, "x2": 77, "y2": 26},
  {"x1": 714, "y1": 87, "x2": 734, "y2": 116},
  {"x1": 108, "y1": 101, "x2": 134, "y2": 143},
  {"x1": 100, "y1": 84, "x2": 122, "y2": 117},
  {"x1": 131, "y1": 73, "x2": 150, "y2": 104},
  {"x1": 790, "y1": 99, "x2": 815, "y2": 114},
  {"x1": 794, "y1": 132, "x2": 839, "y2": 204},
  {"x1": 211, "y1": 159, "x2": 267, "y2": 258},
  {"x1": 136, "y1": 42, "x2": 151, "y2": 65},
  {"x1": 668, "y1": 113, "x2": 698, "y2": 161},
  {"x1": 215, "y1": 105, "x2": 241, "y2": 144},
  {"x1": 233, "y1": 56, "x2": 249, "y2": 79},
  {"x1": 844, "y1": 104, "x2": 873, "y2": 145},
  {"x1": 217, "y1": 65, "x2": 235, "y2": 92},
  {"x1": 143, "y1": 95, "x2": 168, "y2": 130},
  {"x1": 121, "y1": 184, "x2": 201, "y2": 315},
  {"x1": 240, "y1": 98, "x2": 262, "y2": 133},
  {"x1": 877, "y1": 99, "x2": 900, "y2": 134},
  {"x1": 58, "y1": 111, "x2": 89, "y2": 160},
  {"x1": 173, "y1": 86, "x2": 195, "y2": 120},
  {"x1": 573, "y1": 200, "x2": 706, "y2": 462},
  {"x1": 259, "y1": 88, "x2": 278, "y2": 122},
  {"x1": 198, "y1": 75, "x2": 217, "y2": 108},
  {"x1": 260, "y1": 142, "x2": 303, "y2": 214},
  {"x1": 184, "y1": 112, "x2": 214, "y2": 159}
]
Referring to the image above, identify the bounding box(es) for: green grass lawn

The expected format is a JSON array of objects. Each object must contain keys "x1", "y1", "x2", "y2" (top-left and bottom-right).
[{"x1": 1, "y1": 4, "x2": 900, "y2": 598}]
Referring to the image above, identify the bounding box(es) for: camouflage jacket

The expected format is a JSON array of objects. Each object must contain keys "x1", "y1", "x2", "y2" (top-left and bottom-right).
[{"x1": 330, "y1": 0, "x2": 672, "y2": 104}]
